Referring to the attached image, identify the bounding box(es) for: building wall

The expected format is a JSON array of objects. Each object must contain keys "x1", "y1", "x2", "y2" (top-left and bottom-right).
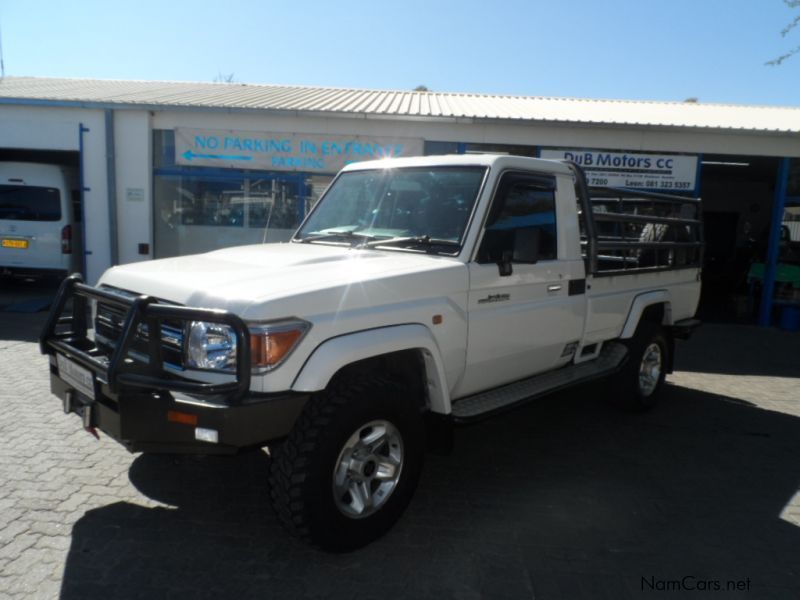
[
  {"x1": 114, "y1": 110, "x2": 153, "y2": 266},
  {"x1": 2, "y1": 102, "x2": 797, "y2": 280},
  {"x1": 153, "y1": 109, "x2": 799, "y2": 158}
]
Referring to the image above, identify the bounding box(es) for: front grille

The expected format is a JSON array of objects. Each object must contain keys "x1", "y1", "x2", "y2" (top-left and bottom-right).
[{"x1": 95, "y1": 301, "x2": 185, "y2": 370}]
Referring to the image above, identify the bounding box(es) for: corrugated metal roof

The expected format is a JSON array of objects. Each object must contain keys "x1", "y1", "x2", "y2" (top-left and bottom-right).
[{"x1": 1, "y1": 76, "x2": 799, "y2": 134}]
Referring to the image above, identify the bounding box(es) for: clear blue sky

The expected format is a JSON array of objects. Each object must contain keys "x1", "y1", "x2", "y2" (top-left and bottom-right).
[{"x1": 1, "y1": 0, "x2": 798, "y2": 106}]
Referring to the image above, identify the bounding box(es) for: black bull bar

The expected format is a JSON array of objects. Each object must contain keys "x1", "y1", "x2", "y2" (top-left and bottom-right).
[{"x1": 39, "y1": 274, "x2": 251, "y2": 401}]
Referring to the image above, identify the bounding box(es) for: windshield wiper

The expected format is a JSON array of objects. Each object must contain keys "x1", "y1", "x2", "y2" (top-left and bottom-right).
[
  {"x1": 363, "y1": 235, "x2": 462, "y2": 252},
  {"x1": 298, "y1": 230, "x2": 378, "y2": 245}
]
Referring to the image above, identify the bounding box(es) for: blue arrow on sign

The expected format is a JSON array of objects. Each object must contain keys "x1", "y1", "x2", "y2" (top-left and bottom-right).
[{"x1": 182, "y1": 150, "x2": 253, "y2": 162}]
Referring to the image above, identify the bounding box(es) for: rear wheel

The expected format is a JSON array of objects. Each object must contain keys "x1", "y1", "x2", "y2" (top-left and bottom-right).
[
  {"x1": 268, "y1": 375, "x2": 425, "y2": 551},
  {"x1": 612, "y1": 322, "x2": 669, "y2": 411}
]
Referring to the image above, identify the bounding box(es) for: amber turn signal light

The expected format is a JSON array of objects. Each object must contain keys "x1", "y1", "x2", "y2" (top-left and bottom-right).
[
  {"x1": 167, "y1": 410, "x2": 198, "y2": 426},
  {"x1": 249, "y1": 323, "x2": 308, "y2": 370}
]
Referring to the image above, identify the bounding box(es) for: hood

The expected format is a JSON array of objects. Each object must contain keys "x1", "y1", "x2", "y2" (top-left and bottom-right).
[{"x1": 99, "y1": 242, "x2": 467, "y2": 318}]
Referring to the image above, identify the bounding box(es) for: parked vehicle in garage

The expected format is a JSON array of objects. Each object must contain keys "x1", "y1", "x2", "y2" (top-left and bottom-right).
[
  {"x1": 0, "y1": 162, "x2": 80, "y2": 278},
  {"x1": 40, "y1": 154, "x2": 702, "y2": 550}
]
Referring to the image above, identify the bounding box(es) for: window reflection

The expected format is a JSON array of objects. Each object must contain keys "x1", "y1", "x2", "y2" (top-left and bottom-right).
[{"x1": 153, "y1": 174, "x2": 327, "y2": 258}]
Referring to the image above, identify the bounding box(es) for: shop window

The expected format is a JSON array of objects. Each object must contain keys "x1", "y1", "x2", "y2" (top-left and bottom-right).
[
  {"x1": 423, "y1": 141, "x2": 539, "y2": 157},
  {"x1": 153, "y1": 129, "x2": 177, "y2": 169},
  {"x1": 152, "y1": 129, "x2": 333, "y2": 258},
  {"x1": 464, "y1": 143, "x2": 538, "y2": 157},
  {"x1": 424, "y1": 141, "x2": 460, "y2": 155},
  {"x1": 153, "y1": 173, "x2": 316, "y2": 258}
]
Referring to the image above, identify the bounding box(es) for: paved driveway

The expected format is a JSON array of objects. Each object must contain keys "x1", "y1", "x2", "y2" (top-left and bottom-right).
[{"x1": 1, "y1": 300, "x2": 798, "y2": 599}]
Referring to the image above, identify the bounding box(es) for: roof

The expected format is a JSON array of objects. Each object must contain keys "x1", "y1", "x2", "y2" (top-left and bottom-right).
[
  {"x1": 1, "y1": 76, "x2": 799, "y2": 134},
  {"x1": 342, "y1": 153, "x2": 572, "y2": 175}
]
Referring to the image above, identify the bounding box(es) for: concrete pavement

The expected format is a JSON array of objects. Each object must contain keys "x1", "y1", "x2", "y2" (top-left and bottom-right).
[{"x1": 0, "y1": 298, "x2": 798, "y2": 599}]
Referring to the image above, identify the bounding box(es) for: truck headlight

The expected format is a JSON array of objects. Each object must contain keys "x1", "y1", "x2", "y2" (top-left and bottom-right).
[
  {"x1": 249, "y1": 319, "x2": 310, "y2": 372},
  {"x1": 186, "y1": 321, "x2": 237, "y2": 371}
]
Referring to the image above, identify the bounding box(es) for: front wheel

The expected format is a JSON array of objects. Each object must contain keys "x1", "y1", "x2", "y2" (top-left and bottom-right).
[
  {"x1": 611, "y1": 322, "x2": 669, "y2": 412},
  {"x1": 268, "y1": 376, "x2": 425, "y2": 551}
]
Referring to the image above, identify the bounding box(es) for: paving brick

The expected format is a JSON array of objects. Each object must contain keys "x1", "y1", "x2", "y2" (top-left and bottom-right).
[{"x1": 1, "y1": 307, "x2": 799, "y2": 599}]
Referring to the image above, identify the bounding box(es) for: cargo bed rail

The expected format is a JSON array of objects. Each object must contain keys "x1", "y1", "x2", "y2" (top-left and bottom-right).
[{"x1": 563, "y1": 161, "x2": 704, "y2": 277}]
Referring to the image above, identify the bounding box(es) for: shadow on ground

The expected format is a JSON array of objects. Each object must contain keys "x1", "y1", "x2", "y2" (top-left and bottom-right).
[
  {"x1": 0, "y1": 276, "x2": 59, "y2": 342},
  {"x1": 60, "y1": 383, "x2": 800, "y2": 599},
  {"x1": 674, "y1": 325, "x2": 800, "y2": 378}
]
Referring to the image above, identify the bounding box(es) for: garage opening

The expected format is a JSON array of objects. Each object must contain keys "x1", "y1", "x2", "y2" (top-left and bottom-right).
[{"x1": 698, "y1": 155, "x2": 785, "y2": 323}]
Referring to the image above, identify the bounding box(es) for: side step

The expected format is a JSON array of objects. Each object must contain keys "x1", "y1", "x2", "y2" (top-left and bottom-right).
[{"x1": 451, "y1": 342, "x2": 628, "y2": 421}]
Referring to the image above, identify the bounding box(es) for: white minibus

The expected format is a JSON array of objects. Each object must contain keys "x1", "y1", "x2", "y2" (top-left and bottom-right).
[{"x1": 0, "y1": 162, "x2": 81, "y2": 278}]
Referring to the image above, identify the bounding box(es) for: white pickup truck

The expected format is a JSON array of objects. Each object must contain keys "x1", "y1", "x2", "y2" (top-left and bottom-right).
[{"x1": 41, "y1": 154, "x2": 702, "y2": 550}]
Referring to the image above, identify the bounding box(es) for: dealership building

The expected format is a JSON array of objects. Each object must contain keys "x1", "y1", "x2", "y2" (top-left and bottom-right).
[{"x1": 0, "y1": 76, "x2": 798, "y2": 324}]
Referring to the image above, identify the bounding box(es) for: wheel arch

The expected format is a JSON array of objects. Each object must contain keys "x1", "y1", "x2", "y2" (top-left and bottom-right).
[
  {"x1": 291, "y1": 324, "x2": 451, "y2": 414},
  {"x1": 620, "y1": 290, "x2": 673, "y2": 340}
]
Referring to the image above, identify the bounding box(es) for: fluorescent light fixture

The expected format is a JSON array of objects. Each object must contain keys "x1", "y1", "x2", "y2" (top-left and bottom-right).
[
  {"x1": 701, "y1": 161, "x2": 750, "y2": 167},
  {"x1": 465, "y1": 150, "x2": 510, "y2": 155}
]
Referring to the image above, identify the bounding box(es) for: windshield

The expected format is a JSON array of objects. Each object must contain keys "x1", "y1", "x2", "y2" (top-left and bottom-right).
[
  {"x1": 295, "y1": 166, "x2": 486, "y2": 253},
  {"x1": 0, "y1": 185, "x2": 62, "y2": 221}
]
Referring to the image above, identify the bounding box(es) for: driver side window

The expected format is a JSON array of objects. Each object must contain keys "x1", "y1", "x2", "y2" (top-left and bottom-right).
[{"x1": 477, "y1": 172, "x2": 557, "y2": 263}]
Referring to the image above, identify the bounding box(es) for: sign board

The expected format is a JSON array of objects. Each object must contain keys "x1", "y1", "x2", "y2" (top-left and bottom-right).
[
  {"x1": 175, "y1": 128, "x2": 424, "y2": 174},
  {"x1": 540, "y1": 149, "x2": 698, "y2": 192},
  {"x1": 125, "y1": 188, "x2": 145, "y2": 202}
]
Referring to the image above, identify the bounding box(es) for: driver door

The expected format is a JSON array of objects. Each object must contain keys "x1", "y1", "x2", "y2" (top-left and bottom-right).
[{"x1": 456, "y1": 171, "x2": 585, "y2": 397}]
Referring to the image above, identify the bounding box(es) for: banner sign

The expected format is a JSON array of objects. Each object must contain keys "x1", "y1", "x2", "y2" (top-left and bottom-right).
[
  {"x1": 540, "y1": 149, "x2": 698, "y2": 192},
  {"x1": 175, "y1": 127, "x2": 424, "y2": 173}
]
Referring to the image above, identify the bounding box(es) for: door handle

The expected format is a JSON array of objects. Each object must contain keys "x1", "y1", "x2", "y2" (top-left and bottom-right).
[{"x1": 547, "y1": 284, "x2": 562, "y2": 293}]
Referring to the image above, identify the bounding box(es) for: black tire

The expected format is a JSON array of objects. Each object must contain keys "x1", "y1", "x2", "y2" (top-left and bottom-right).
[
  {"x1": 268, "y1": 375, "x2": 425, "y2": 552},
  {"x1": 611, "y1": 321, "x2": 669, "y2": 412}
]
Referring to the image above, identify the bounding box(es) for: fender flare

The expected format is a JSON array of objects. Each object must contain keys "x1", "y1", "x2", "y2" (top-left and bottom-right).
[
  {"x1": 291, "y1": 324, "x2": 452, "y2": 414},
  {"x1": 620, "y1": 290, "x2": 673, "y2": 339}
]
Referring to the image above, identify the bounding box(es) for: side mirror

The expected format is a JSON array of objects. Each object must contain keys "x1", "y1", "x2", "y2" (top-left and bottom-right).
[
  {"x1": 498, "y1": 250, "x2": 513, "y2": 276},
  {"x1": 495, "y1": 228, "x2": 540, "y2": 276},
  {"x1": 512, "y1": 227, "x2": 540, "y2": 264}
]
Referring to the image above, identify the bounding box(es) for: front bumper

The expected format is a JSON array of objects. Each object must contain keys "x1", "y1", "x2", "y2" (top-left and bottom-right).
[
  {"x1": 48, "y1": 364, "x2": 308, "y2": 453},
  {"x1": 41, "y1": 274, "x2": 308, "y2": 454}
]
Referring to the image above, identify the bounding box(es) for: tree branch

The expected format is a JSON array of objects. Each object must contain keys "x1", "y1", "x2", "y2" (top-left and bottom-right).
[{"x1": 767, "y1": 1, "x2": 800, "y2": 65}]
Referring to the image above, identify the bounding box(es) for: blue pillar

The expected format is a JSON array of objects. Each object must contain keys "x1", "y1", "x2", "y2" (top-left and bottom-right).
[
  {"x1": 758, "y1": 157, "x2": 791, "y2": 326},
  {"x1": 456, "y1": 143, "x2": 467, "y2": 154},
  {"x1": 78, "y1": 124, "x2": 91, "y2": 276}
]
